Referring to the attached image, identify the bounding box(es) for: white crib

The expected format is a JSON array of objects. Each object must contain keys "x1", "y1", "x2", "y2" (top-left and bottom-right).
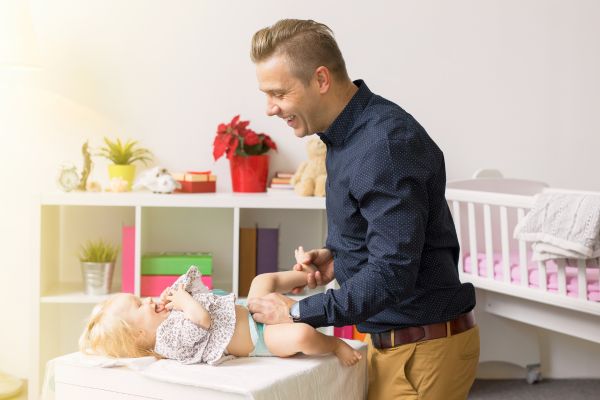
[{"x1": 446, "y1": 172, "x2": 600, "y2": 381}]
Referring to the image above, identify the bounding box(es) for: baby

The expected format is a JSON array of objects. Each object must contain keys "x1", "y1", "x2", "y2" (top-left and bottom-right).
[{"x1": 79, "y1": 250, "x2": 362, "y2": 366}]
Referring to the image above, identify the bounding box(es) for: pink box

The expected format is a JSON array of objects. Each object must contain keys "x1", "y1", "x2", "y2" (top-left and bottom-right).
[
  {"x1": 121, "y1": 226, "x2": 135, "y2": 293},
  {"x1": 334, "y1": 326, "x2": 354, "y2": 340},
  {"x1": 141, "y1": 275, "x2": 213, "y2": 297}
]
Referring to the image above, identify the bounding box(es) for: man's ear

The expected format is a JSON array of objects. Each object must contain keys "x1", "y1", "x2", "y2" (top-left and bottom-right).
[{"x1": 314, "y1": 66, "x2": 331, "y2": 94}]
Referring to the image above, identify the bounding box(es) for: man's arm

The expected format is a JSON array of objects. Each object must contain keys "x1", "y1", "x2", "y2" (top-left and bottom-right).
[{"x1": 297, "y1": 137, "x2": 435, "y2": 327}]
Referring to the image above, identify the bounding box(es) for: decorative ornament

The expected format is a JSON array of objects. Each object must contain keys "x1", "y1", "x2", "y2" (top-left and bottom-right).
[
  {"x1": 57, "y1": 164, "x2": 80, "y2": 192},
  {"x1": 86, "y1": 181, "x2": 102, "y2": 192},
  {"x1": 108, "y1": 177, "x2": 129, "y2": 193},
  {"x1": 77, "y1": 141, "x2": 93, "y2": 191},
  {"x1": 133, "y1": 167, "x2": 181, "y2": 194}
]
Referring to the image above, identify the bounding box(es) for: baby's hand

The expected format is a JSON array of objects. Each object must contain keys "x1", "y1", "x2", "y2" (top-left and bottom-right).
[
  {"x1": 156, "y1": 286, "x2": 172, "y2": 312},
  {"x1": 165, "y1": 284, "x2": 192, "y2": 311}
]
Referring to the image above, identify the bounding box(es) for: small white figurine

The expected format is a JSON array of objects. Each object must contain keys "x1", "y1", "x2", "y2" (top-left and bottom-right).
[{"x1": 133, "y1": 167, "x2": 181, "y2": 194}]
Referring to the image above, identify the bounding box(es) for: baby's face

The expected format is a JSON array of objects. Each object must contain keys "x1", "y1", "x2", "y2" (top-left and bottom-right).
[{"x1": 109, "y1": 293, "x2": 169, "y2": 346}]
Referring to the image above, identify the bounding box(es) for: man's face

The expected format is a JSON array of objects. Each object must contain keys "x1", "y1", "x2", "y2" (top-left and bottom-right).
[{"x1": 256, "y1": 54, "x2": 322, "y2": 137}]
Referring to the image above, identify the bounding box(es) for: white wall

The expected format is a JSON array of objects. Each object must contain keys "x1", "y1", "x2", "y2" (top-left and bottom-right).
[{"x1": 1, "y1": 0, "x2": 600, "y2": 380}]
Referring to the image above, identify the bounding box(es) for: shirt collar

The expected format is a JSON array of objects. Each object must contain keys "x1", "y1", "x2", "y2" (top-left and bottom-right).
[{"x1": 318, "y1": 80, "x2": 372, "y2": 147}]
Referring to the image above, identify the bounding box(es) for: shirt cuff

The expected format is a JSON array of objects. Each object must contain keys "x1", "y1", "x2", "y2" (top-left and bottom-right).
[
  {"x1": 290, "y1": 302, "x2": 301, "y2": 321},
  {"x1": 298, "y1": 293, "x2": 329, "y2": 327}
]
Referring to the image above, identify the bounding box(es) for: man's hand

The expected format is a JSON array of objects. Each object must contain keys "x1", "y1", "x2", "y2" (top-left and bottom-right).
[
  {"x1": 291, "y1": 247, "x2": 334, "y2": 294},
  {"x1": 248, "y1": 293, "x2": 297, "y2": 325}
]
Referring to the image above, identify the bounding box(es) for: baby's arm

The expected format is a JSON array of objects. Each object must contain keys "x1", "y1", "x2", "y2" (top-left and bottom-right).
[
  {"x1": 247, "y1": 270, "x2": 311, "y2": 300},
  {"x1": 247, "y1": 246, "x2": 320, "y2": 300},
  {"x1": 166, "y1": 284, "x2": 212, "y2": 329}
]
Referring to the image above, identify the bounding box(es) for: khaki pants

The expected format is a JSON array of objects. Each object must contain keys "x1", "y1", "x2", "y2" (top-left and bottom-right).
[{"x1": 367, "y1": 325, "x2": 480, "y2": 400}]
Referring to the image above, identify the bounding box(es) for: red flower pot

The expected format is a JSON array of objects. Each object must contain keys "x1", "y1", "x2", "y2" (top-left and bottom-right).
[{"x1": 229, "y1": 155, "x2": 269, "y2": 192}]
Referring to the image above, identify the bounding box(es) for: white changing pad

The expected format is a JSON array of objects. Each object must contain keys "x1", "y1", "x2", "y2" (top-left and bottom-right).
[{"x1": 46, "y1": 340, "x2": 367, "y2": 400}]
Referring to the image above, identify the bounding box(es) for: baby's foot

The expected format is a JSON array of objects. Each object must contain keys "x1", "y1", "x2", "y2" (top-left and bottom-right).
[
  {"x1": 294, "y1": 246, "x2": 318, "y2": 274},
  {"x1": 294, "y1": 246, "x2": 307, "y2": 264},
  {"x1": 334, "y1": 340, "x2": 362, "y2": 366}
]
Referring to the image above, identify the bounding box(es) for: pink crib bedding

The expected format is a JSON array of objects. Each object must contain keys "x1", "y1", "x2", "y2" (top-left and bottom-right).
[{"x1": 463, "y1": 253, "x2": 600, "y2": 301}]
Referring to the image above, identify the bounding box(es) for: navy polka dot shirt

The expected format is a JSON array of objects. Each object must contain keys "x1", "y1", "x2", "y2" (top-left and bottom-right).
[{"x1": 298, "y1": 80, "x2": 476, "y2": 333}]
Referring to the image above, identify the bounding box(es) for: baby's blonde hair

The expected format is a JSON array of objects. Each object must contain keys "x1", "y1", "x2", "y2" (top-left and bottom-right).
[{"x1": 79, "y1": 295, "x2": 156, "y2": 358}]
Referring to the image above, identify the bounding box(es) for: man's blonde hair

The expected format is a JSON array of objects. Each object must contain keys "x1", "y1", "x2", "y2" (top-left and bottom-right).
[
  {"x1": 79, "y1": 295, "x2": 157, "y2": 359},
  {"x1": 251, "y1": 19, "x2": 349, "y2": 84}
]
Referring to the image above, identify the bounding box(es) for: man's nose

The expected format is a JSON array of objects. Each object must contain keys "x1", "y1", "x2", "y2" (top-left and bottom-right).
[{"x1": 266, "y1": 102, "x2": 280, "y2": 117}]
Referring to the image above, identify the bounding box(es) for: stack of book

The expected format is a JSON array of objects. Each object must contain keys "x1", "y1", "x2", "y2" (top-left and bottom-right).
[
  {"x1": 140, "y1": 252, "x2": 213, "y2": 296},
  {"x1": 238, "y1": 226, "x2": 279, "y2": 297},
  {"x1": 267, "y1": 172, "x2": 294, "y2": 193},
  {"x1": 334, "y1": 325, "x2": 367, "y2": 341},
  {"x1": 121, "y1": 226, "x2": 214, "y2": 295}
]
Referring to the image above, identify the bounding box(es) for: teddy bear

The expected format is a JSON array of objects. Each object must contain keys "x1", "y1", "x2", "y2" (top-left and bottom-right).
[{"x1": 290, "y1": 136, "x2": 327, "y2": 197}]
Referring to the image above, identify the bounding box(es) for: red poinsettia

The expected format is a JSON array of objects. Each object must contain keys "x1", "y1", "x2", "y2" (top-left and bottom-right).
[{"x1": 213, "y1": 115, "x2": 277, "y2": 161}]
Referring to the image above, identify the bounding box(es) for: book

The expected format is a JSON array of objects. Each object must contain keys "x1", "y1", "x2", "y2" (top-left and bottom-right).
[
  {"x1": 184, "y1": 173, "x2": 217, "y2": 182},
  {"x1": 271, "y1": 177, "x2": 291, "y2": 184},
  {"x1": 239, "y1": 227, "x2": 257, "y2": 297},
  {"x1": 275, "y1": 172, "x2": 294, "y2": 178},
  {"x1": 256, "y1": 228, "x2": 278, "y2": 275},
  {"x1": 121, "y1": 226, "x2": 135, "y2": 293},
  {"x1": 353, "y1": 325, "x2": 367, "y2": 341},
  {"x1": 141, "y1": 275, "x2": 213, "y2": 297},
  {"x1": 141, "y1": 252, "x2": 212, "y2": 275},
  {"x1": 267, "y1": 187, "x2": 295, "y2": 194},
  {"x1": 179, "y1": 181, "x2": 216, "y2": 193},
  {"x1": 334, "y1": 326, "x2": 354, "y2": 339}
]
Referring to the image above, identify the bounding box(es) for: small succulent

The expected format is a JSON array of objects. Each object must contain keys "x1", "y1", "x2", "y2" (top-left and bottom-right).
[
  {"x1": 79, "y1": 239, "x2": 119, "y2": 263},
  {"x1": 98, "y1": 137, "x2": 153, "y2": 166}
]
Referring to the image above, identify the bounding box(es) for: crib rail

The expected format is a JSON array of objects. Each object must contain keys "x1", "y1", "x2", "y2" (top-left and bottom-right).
[{"x1": 445, "y1": 187, "x2": 600, "y2": 315}]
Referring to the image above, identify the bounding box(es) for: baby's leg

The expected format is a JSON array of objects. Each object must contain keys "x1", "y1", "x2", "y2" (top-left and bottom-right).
[
  {"x1": 247, "y1": 270, "x2": 309, "y2": 301},
  {"x1": 263, "y1": 323, "x2": 362, "y2": 366}
]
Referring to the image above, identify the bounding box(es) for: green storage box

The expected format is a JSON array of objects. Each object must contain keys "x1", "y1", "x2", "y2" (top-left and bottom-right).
[{"x1": 141, "y1": 252, "x2": 212, "y2": 275}]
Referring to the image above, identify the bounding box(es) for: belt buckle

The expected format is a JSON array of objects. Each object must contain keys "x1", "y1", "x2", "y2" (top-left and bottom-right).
[{"x1": 390, "y1": 329, "x2": 395, "y2": 347}]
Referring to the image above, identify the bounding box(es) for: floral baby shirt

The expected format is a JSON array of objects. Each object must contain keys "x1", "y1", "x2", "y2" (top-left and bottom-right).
[{"x1": 154, "y1": 266, "x2": 237, "y2": 365}]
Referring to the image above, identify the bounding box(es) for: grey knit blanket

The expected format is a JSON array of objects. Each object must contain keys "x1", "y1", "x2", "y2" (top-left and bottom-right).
[{"x1": 513, "y1": 193, "x2": 600, "y2": 261}]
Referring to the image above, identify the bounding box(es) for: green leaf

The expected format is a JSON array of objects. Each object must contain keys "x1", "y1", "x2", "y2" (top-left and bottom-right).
[
  {"x1": 79, "y1": 239, "x2": 119, "y2": 262},
  {"x1": 244, "y1": 143, "x2": 264, "y2": 156},
  {"x1": 98, "y1": 137, "x2": 153, "y2": 165}
]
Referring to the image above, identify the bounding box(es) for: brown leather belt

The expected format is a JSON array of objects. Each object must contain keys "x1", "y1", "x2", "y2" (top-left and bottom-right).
[{"x1": 370, "y1": 311, "x2": 476, "y2": 349}]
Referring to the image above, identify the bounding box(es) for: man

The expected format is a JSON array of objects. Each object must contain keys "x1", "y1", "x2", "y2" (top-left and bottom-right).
[{"x1": 248, "y1": 19, "x2": 479, "y2": 400}]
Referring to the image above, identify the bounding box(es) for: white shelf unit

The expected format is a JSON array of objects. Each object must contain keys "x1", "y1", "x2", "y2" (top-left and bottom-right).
[{"x1": 32, "y1": 191, "x2": 328, "y2": 397}]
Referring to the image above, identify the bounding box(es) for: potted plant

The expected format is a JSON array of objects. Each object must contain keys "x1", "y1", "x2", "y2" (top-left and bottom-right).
[
  {"x1": 98, "y1": 137, "x2": 153, "y2": 190},
  {"x1": 79, "y1": 239, "x2": 119, "y2": 295},
  {"x1": 213, "y1": 115, "x2": 277, "y2": 192}
]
